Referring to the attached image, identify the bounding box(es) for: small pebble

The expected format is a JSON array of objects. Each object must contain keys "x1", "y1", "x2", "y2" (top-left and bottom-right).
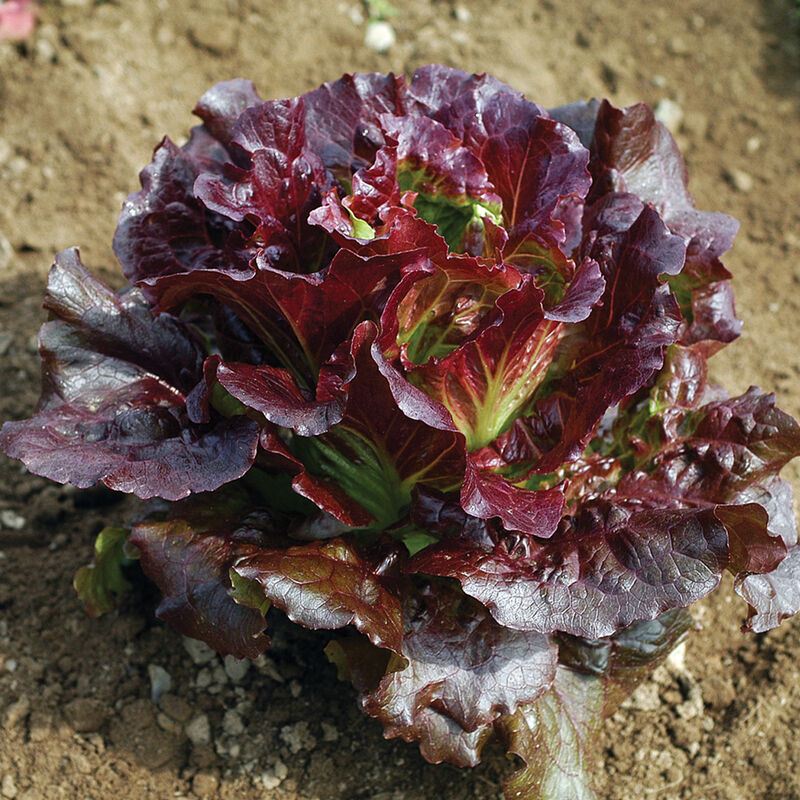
[
  {"x1": 0, "y1": 511, "x2": 25, "y2": 531},
  {"x1": 746, "y1": 136, "x2": 762, "y2": 153},
  {"x1": 260, "y1": 760, "x2": 288, "y2": 790},
  {"x1": 666, "y1": 36, "x2": 688, "y2": 55},
  {"x1": 4, "y1": 695, "x2": 30, "y2": 729},
  {"x1": 364, "y1": 20, "x2": 395, "y2": 53},
  {"x1": 183, "y1": 637, "x2": 216, "y2": 665},
  {"x1": 346, "y1": 4, "x2": 364, "y2": 25},
  {"x1": 280, "y1": 721, "x2": 317, "y2": 753},
  {"x1": 222, "y1": 709, "x2": 244, "y2": 736},
  {"x1": 186, "y1": 714, "x2": 211, "y2": 746},
  {"x1": 0, "y1": 139, "x2": 12, "y2": 167},
  {"x1": 1, "y1": 774, "x2": 17, "y2": 799},
  {"x1": 191, "y1": 772, "x2": 219, "y2": 798},
  {"x1": 453, "y1": 5, "x2": 471, "y2": 22},
  {"x1": 63, "y1": 698, "x2": 107, "y2": 733},
  {"x1": 195, "y1": 668, "x2": 213, "y2": 689},
  {"x1": 147, "y1": 664, "x2": 172, "y2": 704},
  {"x1": 321, "y1": 721, "x2": 339, "y2": 742},
  {"x1": 725, "y1": 168, "x2": 754, "y2": 193},
  {"x1": 223, "y1": 654, "x2": 250, "y2": 683}
]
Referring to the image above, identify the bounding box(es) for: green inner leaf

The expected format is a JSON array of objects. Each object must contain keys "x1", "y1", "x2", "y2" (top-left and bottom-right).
[
  {"x1": 292, "y1": 427, "x2": 410, "y2": 530},
  {"x1": 398, "y1": 166, "x2": 501, "y2": 252}
]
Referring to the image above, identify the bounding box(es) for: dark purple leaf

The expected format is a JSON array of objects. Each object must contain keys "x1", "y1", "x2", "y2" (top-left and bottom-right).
[
  {"x1": 0, "y1": 250, "x2": 259, "y2": 500},
  {"x1": 412, "y1": 500, "x2": 729, "y2": 638},
  {"x1": 193, "y1": 78, "x2": 263, "y2": 145},
  {"x1": 588, "y1": 100, "x2": 741, "y2": 345},
  {"x1": 129, "y1": 489, "x2": 276, "y2": 658},
  {"x1": 303, "y1": 71, "x2": 406, "y2": 181},
  {"x1": 528, "y1": 200, "x2": 686, "y2": 472},
  {"x1": 114, "y1": 133, "x2": 249, "y2": 285},
  {"x1": 195, "y1": 97, "x2": 331, "y2": 273},
  {"x1": 362, "y1": 582, "x2": 556, "y2": 766},
  {"x1": 460, "y1": 457, "x2": 564, "y2": 537}
]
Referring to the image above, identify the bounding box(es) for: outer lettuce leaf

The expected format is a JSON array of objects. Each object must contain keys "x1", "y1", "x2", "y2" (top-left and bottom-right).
[
  {"x1": 0, "y1": 250, "x2": 259, "y2": 500},
  {"x1": 232, "y1": 537, "x2": 405, "y2": 653},
  {"x1": 74, "y1": 527, "x2": 135, "y2": 617},
  {"x1": 526, "y1": 200, "x2": 686, "y2": 473},
  {"x1": 497, "y1": 608, "x2": 693, "y2": 800},
  {"x1": 129, "y1": 488, "x2": 275, "y2": 658},
  {"x1": 460, "y1": 457, "x2": 564, "y2": 537},
  {"x1": 497, "y1": 667, "x2": 603, "y2": 800},
  {"x1": 588, "y1": 100, "x2": 741, "y2": 346},
  {"x1": 361, "y1": 582, "x2": 557, "y2": 767},
  {"x1": 147, "y1": 247, "x2": 421, "y2": 382},
  {"x1": 303, "y1": 71, "x2": 406, "y2": 181},
  {"x1": 412, "y1": 500, "x2": 729, "y2": 638},
  {"x1": 193, "y1": 78, "x2": 264, "y2": 145}
]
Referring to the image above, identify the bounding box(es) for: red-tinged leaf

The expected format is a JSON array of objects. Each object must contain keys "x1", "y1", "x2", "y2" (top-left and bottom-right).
[
  {"x1": 217, "y1": 353, "x2": 351, "y2": 437},
  {"x1": 623, "y1": 387, "x2": 800, "y2": 507},
  {"x1": 303, "y1": 71, "x2": 406, "y2": 181},
  {"x1": 589, "y1": 101, "x2": 739, "y2": 264},
  {"x1": 406, "y1": 65, "x2": 527, "y2": 122},
  {"x1": 378, "y1": 114, "x2": 502, "y2": 253},
  {"x1": 460, "y1": 457, "x2": 564, "y2": 537},
  {"x1": 195, "y1": 97, "x2": 332, "y2": 273},
  {"x1": 361, "y1": 582, "x2": 556, "y2": 766},
  {"x1": 528, "y1": 200, "x2": 686, "y2": 472},
  {"x1": 0, "y1": 250, "x2": 259, "y2": 500},
  {"x1": 470, "y1": 107, "x2": 590, "y2": 238},
  {"x1": 408, "y1": 276, "x2": 562, "y2": 450},
  {"x1": 496, "y1": 667, "x2": 603, "y2": 800},
  {"x1": 732, "y1": 478, "x2": 800, "y2": 632},
  {"x1": 129, "y1": 491, "x2": 276, "y2": 659},
  {"x1": 271, "y1": 323, "x2": 466, "y2": 528},
  {"x1": 345, "y1": 144, "x2": 402, "y2": 223},
  {"x1": 588, "y1": 100, "x2": 741, "y2": 345},
  {"x1": 388, "y1": 256, "x2": 521, "y2": 366},
  {"x1": 715, "y1": 503, "x2": 787, "y2": 575},
  {"x1": 232, "y1": 538, "x2": 405, "y2": 653},
  {"x1": 114, "y1": 134, "x2": 250, "y2": 285},
  {"x1": 147, "y1": 246, "x2": 420, "y2": 380},
  {"x1": 259, "y1": 427, "x2": 375, "y2": 529},
  {"x1": 193, "y1": 78, "x2": 264, "y2": 145},
  {"x1": 412, "y1": 501, "x2": 729, "y2": 638}
]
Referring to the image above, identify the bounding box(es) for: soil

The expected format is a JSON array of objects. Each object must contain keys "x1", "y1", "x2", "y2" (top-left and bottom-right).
[{"x1": 1, "y1": 1, "x2": 800, "y2": 798}]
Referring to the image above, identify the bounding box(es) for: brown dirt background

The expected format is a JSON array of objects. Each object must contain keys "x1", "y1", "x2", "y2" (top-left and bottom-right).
[{"x1": 2, "y1": 1, "x2": 800, "y2": 798}]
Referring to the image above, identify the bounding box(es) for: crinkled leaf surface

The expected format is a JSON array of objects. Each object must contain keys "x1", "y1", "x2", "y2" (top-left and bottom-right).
[
  {"x1": 232, "y1": 537, "x2": 404, "y2": 653},
  {"x1": 114, "y1": 132, "x2": 250, "y2": 285},
  {"x1": 0, "y1": 250, "x2": 259, "y2": 500},
  {"x1": 496, "y1": 667, "x2": 603, "y2": 800},
  {"x1": 412, "y1": 500, "x2": 729, "y2": 638},
  {"x1": 362, "y1": 582, "x2": 557, "y2": 767}
]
